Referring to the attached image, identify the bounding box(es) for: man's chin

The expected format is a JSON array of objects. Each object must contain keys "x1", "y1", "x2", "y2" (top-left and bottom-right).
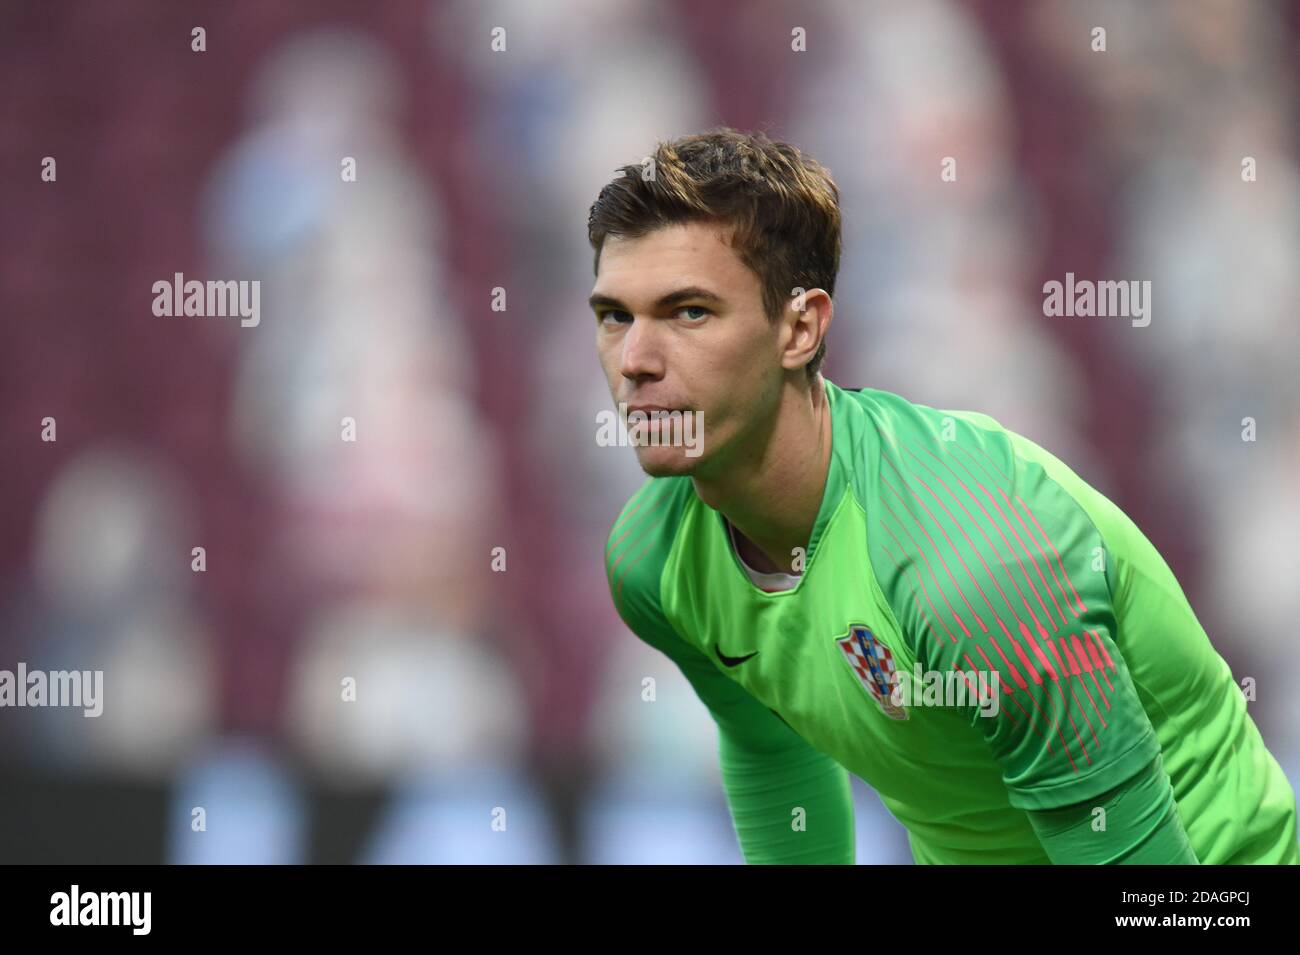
[{"x1": 632, "y1": 445, "x2": 706, "y2": 478}]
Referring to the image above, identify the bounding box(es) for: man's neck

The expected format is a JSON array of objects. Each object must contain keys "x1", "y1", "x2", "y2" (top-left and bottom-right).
[{"x1": 691, "y1": 376, "x2": 834, "y2": 576}]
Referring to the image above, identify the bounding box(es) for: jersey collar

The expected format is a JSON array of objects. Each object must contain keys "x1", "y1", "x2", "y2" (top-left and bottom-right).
[{"x1": 714, "y1": 377, "x2": 851, "y2": 594}]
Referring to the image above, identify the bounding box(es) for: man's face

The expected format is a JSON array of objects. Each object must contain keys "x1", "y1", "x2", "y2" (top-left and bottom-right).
[{"x1": 591, "y1": 221, "x2": 784, "y2": 478}]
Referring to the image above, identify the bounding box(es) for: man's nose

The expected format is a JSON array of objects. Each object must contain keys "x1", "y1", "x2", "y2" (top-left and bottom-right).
[{"x1": 620, "y1": 317, "x2": 665, "y2": 381}]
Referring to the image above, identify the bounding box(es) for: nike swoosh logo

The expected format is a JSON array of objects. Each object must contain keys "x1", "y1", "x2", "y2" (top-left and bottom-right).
[{"x1": 715, "y1": 646, "x2": 759, "y2": 668}]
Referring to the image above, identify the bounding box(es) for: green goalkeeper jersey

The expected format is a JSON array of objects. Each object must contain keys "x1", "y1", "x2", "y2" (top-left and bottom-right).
[{"x1": 605, "y1": 378, "x2": 1299, "y2": 864}]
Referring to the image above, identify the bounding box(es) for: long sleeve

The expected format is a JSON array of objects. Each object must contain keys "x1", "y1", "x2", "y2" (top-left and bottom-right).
[
  {"x1": 605, "y1": 480, "x2": 854, "y2": 863},
  {"x1": 607, "y1": 559, "x2": 850, "y2": 857},
  {"x1": 667, "y1": 633, "x2": 855, "y2": 864},
  {"x1": 1024, "y1": 754, "x2": 1199, "y2": 864}
]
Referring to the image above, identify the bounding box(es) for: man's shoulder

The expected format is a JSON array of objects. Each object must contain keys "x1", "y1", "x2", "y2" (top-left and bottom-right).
[
  {"x1": 831, "y1": 380, "x2": 1011, "y2": 447},
  {"x1": 839, "y1": 384, "x2": 1118, "y2": 660},
  {"x1": 604, "y1": 476, "x2": 698, "y2": 613},
  {"x1": 827, "y1": 381, "x2": 1021, "y2": 509},
  {"x1": 850, "y1": 384, "x2": 1107, "y2": 532}
]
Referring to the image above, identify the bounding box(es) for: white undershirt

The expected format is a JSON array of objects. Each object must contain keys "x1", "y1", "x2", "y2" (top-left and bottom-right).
[{"x1": 725, "y1": 519, "x2": 802, "y2": 593}]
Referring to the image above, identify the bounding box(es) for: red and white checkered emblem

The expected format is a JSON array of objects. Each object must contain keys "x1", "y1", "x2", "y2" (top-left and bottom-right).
[{"x1": 837, "y1": 625, "x2": 907, "y2": 720}]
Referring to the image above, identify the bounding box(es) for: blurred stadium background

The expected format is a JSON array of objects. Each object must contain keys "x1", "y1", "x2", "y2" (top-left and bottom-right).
[{"x1": 1, "y1": 0, "x2": 1298, "y2": 863}]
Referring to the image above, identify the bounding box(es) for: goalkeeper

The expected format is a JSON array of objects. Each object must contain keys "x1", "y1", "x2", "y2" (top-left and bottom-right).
[{"x1": 588, "y1": 128, "x2": 1298, "y2": 864}]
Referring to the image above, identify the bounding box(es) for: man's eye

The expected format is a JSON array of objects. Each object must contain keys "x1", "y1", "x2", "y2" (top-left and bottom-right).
[
  {"x1": 677, "y1": 306, "x2": 710, "y2": 322},
  {"x1": 599, "y1": 309, "x2": 632, "y2": 325}
]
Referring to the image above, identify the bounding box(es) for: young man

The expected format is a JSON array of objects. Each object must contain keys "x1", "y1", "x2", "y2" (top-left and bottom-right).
[{"x1": 589, "y1": 128, "x2": 1298, "y2": 864}]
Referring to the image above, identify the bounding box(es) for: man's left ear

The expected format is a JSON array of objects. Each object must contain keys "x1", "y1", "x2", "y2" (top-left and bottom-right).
[{"x1": 780, "y1": 287, "x2": 832, "y2": 372}]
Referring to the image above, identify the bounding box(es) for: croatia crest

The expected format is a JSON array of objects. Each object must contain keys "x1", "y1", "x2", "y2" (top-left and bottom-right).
[{"x1": 837, "y1": 625, "x2": 907, "y2": 720}]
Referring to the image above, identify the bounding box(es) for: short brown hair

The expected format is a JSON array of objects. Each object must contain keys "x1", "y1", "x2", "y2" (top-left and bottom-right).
[{"x1": 587, "y1": 127, "x2": 841, "y2": 378}]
